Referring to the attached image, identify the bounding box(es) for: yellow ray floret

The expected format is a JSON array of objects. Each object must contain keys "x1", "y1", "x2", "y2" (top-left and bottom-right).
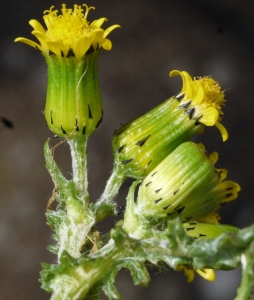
[
  {"x1": 177, "y1": 266, "x2": 215, "y2": 282},
  {"x1": 15, "y1": 4, "x2": 120, "y2": 59},
  {"x1": 199, "y1": 212, "x2": 221, "y2": 224},
  {"x1": 170, "y1": 70, "x2": 228, "y2": 141}
]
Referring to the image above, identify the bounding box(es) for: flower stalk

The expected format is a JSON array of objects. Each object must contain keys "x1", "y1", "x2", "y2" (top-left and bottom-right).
[
  {"x1": 68, "y1": 137, "x2": 89, "y2": 201},
  {"x1": 44, "y1": 139, "x2": 95, "y2": 260}
]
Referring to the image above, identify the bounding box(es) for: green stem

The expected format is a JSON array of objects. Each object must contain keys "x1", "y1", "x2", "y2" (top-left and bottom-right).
[
  {"x1": 50, "y1": 239, "x2": 127, "y2": 300},
  {"x1": 41, "y1": 221, "x2": 254, "y2": 299},
  {"x1": 68, "y1": 137, "x2": 89, "y2": 202},
  {"x1": 235, "y1": 241, "x2": 254, "y2": 300},
  {"x1": 94, "y1": 163, "x2": 125, "y2": 221}
]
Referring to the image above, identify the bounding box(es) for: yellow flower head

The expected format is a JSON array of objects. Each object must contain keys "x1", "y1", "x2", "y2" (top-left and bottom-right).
[
  {"x1": 170, "y1": 70, "x2": 228, "y2": 141},
  {"x1": 15, "y1": 4, "x2": 120, "y2": 59}
]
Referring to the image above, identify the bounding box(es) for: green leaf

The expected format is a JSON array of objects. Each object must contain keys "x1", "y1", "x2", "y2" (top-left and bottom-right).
[
  {"x1": 44, "y1": 140, "x2": 68, "y2": 190},
  {"x1": 40, "y1": 220, "x2": 254, "y2": 300},
  {"x1": 102, "y1": 260, "x2": 150, "y2": 300}
]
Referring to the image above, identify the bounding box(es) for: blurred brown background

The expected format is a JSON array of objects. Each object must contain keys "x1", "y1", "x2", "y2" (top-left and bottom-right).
[{"x1": 0, "y1": 0, "x2": 253, "y2": 299}]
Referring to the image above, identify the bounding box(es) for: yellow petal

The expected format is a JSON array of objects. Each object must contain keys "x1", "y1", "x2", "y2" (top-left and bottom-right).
[
  {"x1": 73, "y1": 35, "x2": 93, "y2": 60},
  {"x1": 220, "y1": 169, "x2": 228, "y2": 180},
  {"x1": 200, "y1": 107, "x2": 219, "y2": 126},
  {"x1": 215, "y1": 168, "x2": 228, "y2": 181},
  {"x1": 31, "y1": 31, "x2": 50, "y2": 53},
  {"x1": 14, "y1": 37, "x2": 42, "y2": 51},
  {"x1": 184, "y1": 268, "x2": 195, "y2": 283},
  {"x1": 103, "y1": 25, "x2": 121, "y2": 38},
  {"x1": 177, "y1": 266, "x2": 195, "y2": 283},
  {"x1": 196, "y1": 269, "x2": 216, "y2": 281},
  {"x1": 170, "y1": 70, "x2": 193, "y2": 96},
  {"x1": 219, "y1": 181, "x2": 241, "y2": 202},
  {"x1": 191, "y1": 81, "x2": 205, "y2": 105},
  {"x1": 90, "y1": 29, "x2": 104, "y2": 49},
  {"x1": 209, "y1": 151, "x2": 218, "y2": 165},
  {"x1": 102, "y1": 39, "x2": 112, "y2": 50},
  {"x1": 47, "y1": 41, "x2": 67, "y2": 57},
  {"x1": 29, "y1": 19, "x2": 45, "y2": 33},
  {"x1": 199, "y1": 212, "x2": 221, "y2": 224},
  {"x1": 215, "y1": 122, "x2": 228, "y2": 141},
  {"x1": 90, "y1": 17, "x2": 108, "y2": 28}
]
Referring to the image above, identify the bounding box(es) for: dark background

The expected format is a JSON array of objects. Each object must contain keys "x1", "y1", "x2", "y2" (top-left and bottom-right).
[{"x1": 0, "y1": 0, "x2": 253, "y2": 299}]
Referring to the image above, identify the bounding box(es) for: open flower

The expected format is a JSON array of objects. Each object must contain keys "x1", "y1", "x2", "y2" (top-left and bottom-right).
[
  {"x1": 170, "y1": 70, "x2": 228, "y2": 141},
  {"x1": 112, "y1": 70, "x2": 228, "y2": 179},
  {"x1": 15, "y1": 4, "x2": 119, "y2": 138},
  {"x1": 15, "y1": 4, "x2": 120, "y2": 59}
]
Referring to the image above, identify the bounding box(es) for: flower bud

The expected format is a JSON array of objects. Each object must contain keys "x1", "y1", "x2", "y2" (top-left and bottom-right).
[{"x1": 136, "y1": 142, "x2": 240, "y2": 222}]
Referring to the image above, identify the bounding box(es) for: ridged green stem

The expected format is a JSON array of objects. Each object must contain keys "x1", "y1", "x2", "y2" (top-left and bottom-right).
[{"x1": 68, "y1": 137, "x2": 89, "y2": 202}]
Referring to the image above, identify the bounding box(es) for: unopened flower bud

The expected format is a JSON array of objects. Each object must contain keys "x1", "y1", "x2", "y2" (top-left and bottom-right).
[{"x1": 136, "y1": 142, "x2": 240, "y2": 222}]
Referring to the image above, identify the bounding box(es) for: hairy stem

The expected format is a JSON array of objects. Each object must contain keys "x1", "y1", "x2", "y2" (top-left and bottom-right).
[
  {"x1": 49, "y1": 239, "x2": 128, "y2": 300},
  {"x1": 68, "y1": 137, "x2": 89, "y2": 202},
  {"x1": 94, "y1": 163, "x2": 125, "y2": 221}
]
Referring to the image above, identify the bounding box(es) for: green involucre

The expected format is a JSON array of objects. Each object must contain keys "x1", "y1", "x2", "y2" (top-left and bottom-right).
[
  {"x1": 137, "y1": 142, "x2": 220, "y2": 221},
  {"x1": 44, "y1": 50, "x2": 103, "y2": 138},
  {"x1": 112, "y1": 97, "x2": 203, "y2": 179}
]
